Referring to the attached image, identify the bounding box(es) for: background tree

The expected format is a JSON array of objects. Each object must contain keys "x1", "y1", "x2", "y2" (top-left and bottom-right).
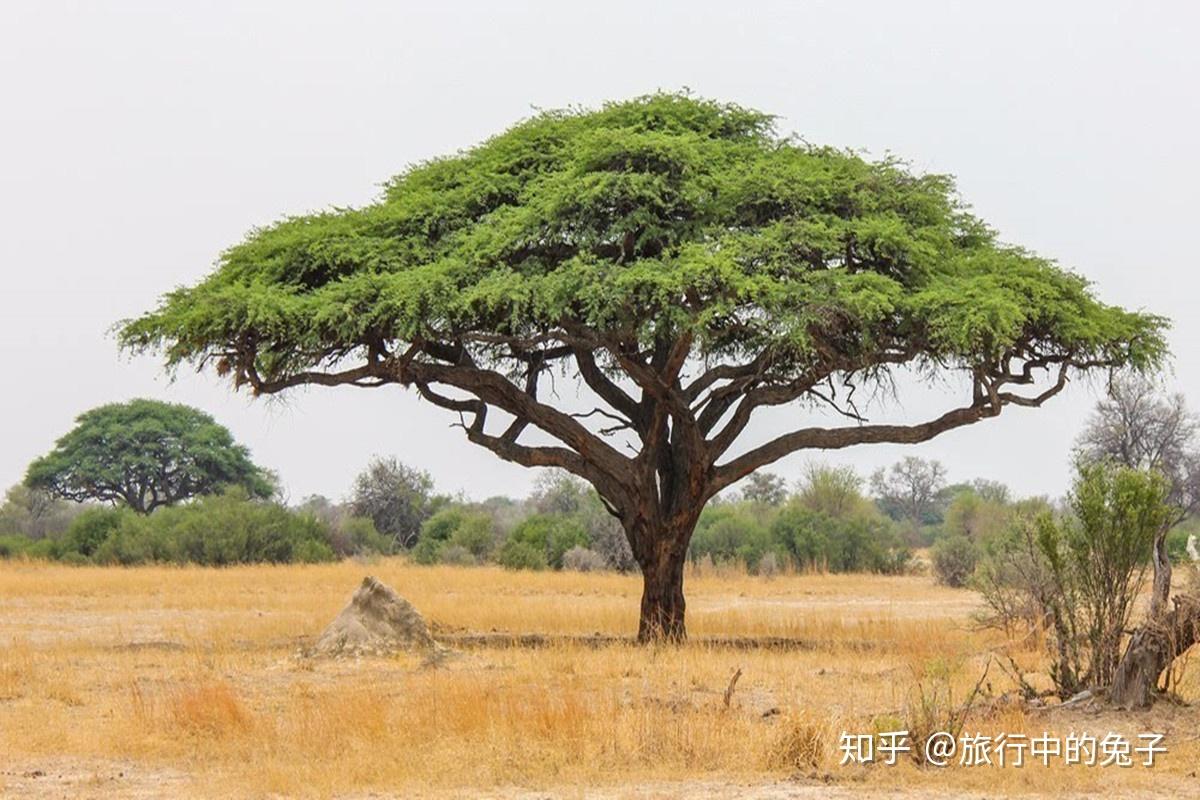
[
  {"x1": 121, "y1": 93, "x2": 1166, "y2": 641},
  {"x1": 349, "y1": 456, "x2": 435, "y2": 549},
  {"x1": 26, "y1": 399, "x2": 273, "y2": 513},
  {"x1": 872, "y1": 457, "x2": 949, "y2": 542},
  {"x1": 1075, "y1": 374, "x2": 1200, "y2": 616},
  {"x1": 0, "y1": 484, "x2": 80, "y2": 540},
  {"x1": 739, "y1": 472, "x2": 787, "y2": 506}
]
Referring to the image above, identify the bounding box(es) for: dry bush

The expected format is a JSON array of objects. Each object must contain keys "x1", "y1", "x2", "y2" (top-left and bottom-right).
[
  {"x1": 767, "y1": 711, "x2": 831, "y2": 772},
  {"x1": 903, "y1": 655, "x2": 990, "y2": 761},
  {"x1": 169, "y1": 681, "x2": 251, "y2": 735},
  {"x1": 561, "y1": 546, "x2": 607, "y2": 572}
]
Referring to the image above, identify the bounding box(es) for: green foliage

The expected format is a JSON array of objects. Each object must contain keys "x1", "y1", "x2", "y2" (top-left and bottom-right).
[
  {"x1": 691, "y1": 505, "x2": 775, "y2": 569},
  {"x1": 447, "y1": 514, "x2": 496, "y2": 559},
  {"x1": 692, "y1": 464, "x2": 909, "y2": 574},
  {"x1": 122, "y1": 93, "x2": 1166, "y2": 402},
  {"x1": 419, "y1": 507, "x2": 470, "y2": 544},
  {"x1": 771, "y1": 506, "x2": 908, "y2": 574},
  {"x1": 349, "y1": 456, "x2": 435, "y2": 549},
  {"x1": 339, "y1": 516, "x2": 393, "y2": 556},
  {"x1": 1036, "y1": 463, "x2": 1171, "y2": 694},
  {"x1": 931, "y1": 536, "x2": 979, "y2": 587},
  {"x1": 941, "y1": 488, "x2": 1011, "y2": 545},
  {"x1": 26, "y1": 399, "x2": 273, "y2": 513},
  {"x1": 1166, "y1": 521, "x2": 1198, "y2": 564},
  {"x1": 506, "y1": 513, "x2": 589, "y2": 569},
  {"x1": 65, "y1": 507, "x2": 131, "y2": 557},
  {"x1": 497, "y1": 538, "x2": 548, "y2": 570},
  {"x1": 89, "y1": 491, "x2": 334, "y2": 566},
  {"x1": 0, "y1": 491, "x2": 336, "y2": 567},
  {"x1": 413, "y1": 506, "x2": 495, "y2": 564}
]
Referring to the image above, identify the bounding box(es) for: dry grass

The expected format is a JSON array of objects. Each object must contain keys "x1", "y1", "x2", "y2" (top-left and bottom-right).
[{"x1": 0, "y1": 559, "x2": 1196, "y2": 798}]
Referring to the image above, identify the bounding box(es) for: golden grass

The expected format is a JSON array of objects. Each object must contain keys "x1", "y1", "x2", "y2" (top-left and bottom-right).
[{"x1": 0, "y1": 559, "x2": 1196, "y2": 798}]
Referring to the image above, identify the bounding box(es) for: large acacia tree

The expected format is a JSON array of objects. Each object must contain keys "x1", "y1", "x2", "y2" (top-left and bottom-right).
[
  {"x1": 121, "y1": 95, "x2": 1166, "y2": 641},
  {"x1": 27, "y1": 399, "x2": 274, "y2": 513}
]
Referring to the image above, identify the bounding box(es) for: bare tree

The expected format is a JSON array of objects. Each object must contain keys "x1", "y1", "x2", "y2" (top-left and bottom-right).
[
  {"x1": 739, "y1": 472, "x2": 788, "y2": 506},
  {"x1": 871, "y1": 457, "x2": 948, "y2": 526}
]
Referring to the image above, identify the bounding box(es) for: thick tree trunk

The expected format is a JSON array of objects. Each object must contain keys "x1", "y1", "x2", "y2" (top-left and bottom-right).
[
  {"x1": 1110, "y1": 595, "x2": 1200, "y2": 708},
  {"x1": 636, "y1": 536, "x2": 689, "y2": 643}
]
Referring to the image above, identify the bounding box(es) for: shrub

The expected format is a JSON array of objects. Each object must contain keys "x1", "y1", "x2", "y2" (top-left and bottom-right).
[
  {"x1": 498, "y1": 538, "x2": 548, "y2": 570},
  {"x1": 413, "y1": 507, "x2": 494, "y2": 564},
  {"x1": 973, "y1": 506, "x2": 1057, "y2": 634},
  {"x1": 690, "y1": 506, "x2": 771, "y2": 568},
  {"x1": 0, "y1": 535, "x2": 32, "y2": 558},
  {"x1": 931, "y1": 536, "x2": 978, "y2": 587},
  {"x1": 561, "y1": 546, "x2": 606, "y2": 572},
  {"x1": 438, "y1": 544, "x2": 476, "y2": 566},
  {"x1": 1037, "y1": 463, "x2": 1171, "y2": 695},
  {"x1": 506, "y1": 514, "x2": 588, "y2": 569},
  {"x1": 447, "y1": 514, "x2": 495, "y2": 559},
  {"x1": 337, "y1": 516, "x2": 393, "y2": 557},
  {"x1": 411, "y1": 536, "x2": 444, "y2": 565},
  {"x1": 64, "y1": 507, "x2": 129, "y2": 557}
]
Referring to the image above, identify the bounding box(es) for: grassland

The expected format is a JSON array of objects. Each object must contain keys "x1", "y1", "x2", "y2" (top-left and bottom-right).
[{"x1": 0, "y1": 559, "x2": 1196, "y2": 798}]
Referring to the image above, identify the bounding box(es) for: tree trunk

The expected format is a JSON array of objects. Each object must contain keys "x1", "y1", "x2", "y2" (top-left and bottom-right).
[
  {"x1": 1110, "y1": 595, "x2": 1200, "y2": 708},
  {"x1": 636, "y1": 537, "x2": 688, "y2": 643},
  {"x1": 1149, "y1": 526, "x2": 1172, "y2": 619}
]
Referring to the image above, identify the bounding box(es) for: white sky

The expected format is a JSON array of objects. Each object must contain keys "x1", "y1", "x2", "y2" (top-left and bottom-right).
[{"x1": 1, "y1": 1, "x2": 1197, "y2": 504}]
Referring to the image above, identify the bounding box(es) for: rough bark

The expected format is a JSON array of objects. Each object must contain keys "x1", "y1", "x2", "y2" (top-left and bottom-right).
[
  {"x1": 636, "y1": 535, "x2": 689, "y2": 643},
  {"x1": 1148, "y1": 527, "x2": 1172, "y2": 619},
  {"x1": 1110, "y1": 594, "x2": 1200, "y2": 709}
]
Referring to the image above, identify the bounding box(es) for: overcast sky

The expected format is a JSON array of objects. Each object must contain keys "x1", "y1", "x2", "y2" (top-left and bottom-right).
[{"x1": 2, "y1": 1, "x2": 1197, "y2": 505}]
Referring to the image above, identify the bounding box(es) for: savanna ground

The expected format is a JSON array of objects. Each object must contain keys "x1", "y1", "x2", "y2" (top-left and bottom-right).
[{"x1": 0, "y1": 560, "x2": 1197, "y2": 799}]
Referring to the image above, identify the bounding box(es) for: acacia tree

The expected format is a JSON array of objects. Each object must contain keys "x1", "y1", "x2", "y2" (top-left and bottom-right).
[
  {"x1": 27, "y1": 399, "x2": 274, "y2": 513},
  {"x1": 120, "y1": 94, "x2": 1166, "y2": 641}
]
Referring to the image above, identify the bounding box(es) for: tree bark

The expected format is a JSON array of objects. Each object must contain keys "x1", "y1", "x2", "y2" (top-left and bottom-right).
[
  {"x1": 636, "y1": 535, "x2": 689, "y2": 643},
  {"x1": 1110, "y1": 594, "x2": 1200, "y2": 709},
  {"x1": 1149, "y1": 526, "x2": 1172, "y2": 619}
]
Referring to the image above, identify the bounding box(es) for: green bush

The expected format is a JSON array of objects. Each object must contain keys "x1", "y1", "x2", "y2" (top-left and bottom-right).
[
  {"x1": 412, "y1": 507, "x2": 494, "y2": 565},
  {"x1": 498, "y1": 538, "x2": 548, "y2": 570},
  {"x1": 64, "y1": 507, "x2": 130, "y2": 557},
  {"x1": 771, "y1": 505, "x2": 908, "y2": 574},
  {"x1": 506, "y1": 514, "x2": 588, "y2": 569},
  {"x1": 339, "y1": 516, "x2": 392, "y2": 556},
  {"x1": 419, "y1": 507, "x2": 470, "y2": 544},
  {"x1": 61, "y1": 491, "x2": 339, "y2": 567},
  {"x1": 690, "y1": 506, "x2": 773, "y2": 568},
  {"x1": 411, "y1": 535, "x2": 444, "y2": 565},
  {"x1": 447, "y1": 514, "x2": 495, "y2": 559},
  {"x1": 0, "y1": 535, "x2": 32, "y2": 558},
  {"x1": 931, "y1": 535, "x2": 978, "y2": 587},
  {"x1": 438, "y1": 544, "x2": 477, "y2": 566},
  {"x1": 1167, "y1": 523, "x2": 1197, "y2": 565}
]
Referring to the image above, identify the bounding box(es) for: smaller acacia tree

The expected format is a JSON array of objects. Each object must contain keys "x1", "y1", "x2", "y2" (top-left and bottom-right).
[{"x1": 26, "y1": 399, "x2": 274, "y2": 513}]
